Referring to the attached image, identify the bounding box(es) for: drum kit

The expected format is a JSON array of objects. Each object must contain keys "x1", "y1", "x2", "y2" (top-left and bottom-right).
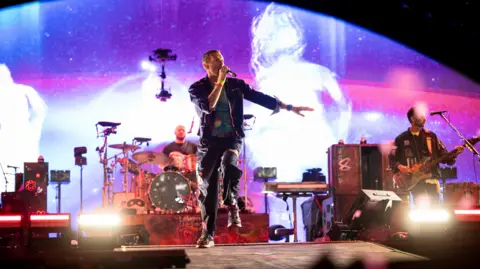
[{"x1": 95, "y1": 121, "x2": 199, "y2": 214}]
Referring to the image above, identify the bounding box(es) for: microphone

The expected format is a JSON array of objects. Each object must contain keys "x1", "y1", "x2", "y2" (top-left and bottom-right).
[
  {"x1": 430, "y1": 110, "x2": 447, "y2": 116},
  {"x1": 7, "y1": 165, "x2": 19, "y2": 169},
  {"x1": 227, "y1": 70, "x2": 237, "y2": 77}
]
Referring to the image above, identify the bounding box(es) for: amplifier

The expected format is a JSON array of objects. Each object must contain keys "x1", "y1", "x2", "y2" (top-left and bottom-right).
[
  {"x1": 1, "y1": 191, "x2": 47, "y2": 214},
  {"x1": 328, "y1": 144, "x2": 392, "y2": 195}
]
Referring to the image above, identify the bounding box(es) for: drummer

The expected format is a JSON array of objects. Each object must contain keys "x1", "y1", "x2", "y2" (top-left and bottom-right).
[{"x1": 162, "y1": 125, "x2": 198, "y2": 172}]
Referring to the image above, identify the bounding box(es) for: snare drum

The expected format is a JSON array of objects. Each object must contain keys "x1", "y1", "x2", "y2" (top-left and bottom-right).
[{"x1": 148, "y1": 172, "x2": 191, "y2": 212}]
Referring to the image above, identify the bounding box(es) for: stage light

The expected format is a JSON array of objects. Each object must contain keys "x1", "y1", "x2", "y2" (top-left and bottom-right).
[
  {"x1": 141, "y1": 60, "x2": 156, "y2": 72},
  {"x1": 454, "y1": 209, "x2": 480, "y2": 215},
  {"x1": 78, "y1": 214, "x2": 121, "y2": 227},
  {"x1": 0, "y1": 215, "x2": 22, "y2": 228},
  {"x1": 453, "y1": 209, "x2": 480, "y2": 222},
  {"x1": 409, "y1": 209, "x2": 450, "y2": 223},
  {"x1": 78, "y1": 214, "x2": 122, "y2": 250},
  {"x1": 30, "y1": 214, "x2": 71, "y2": 228}
]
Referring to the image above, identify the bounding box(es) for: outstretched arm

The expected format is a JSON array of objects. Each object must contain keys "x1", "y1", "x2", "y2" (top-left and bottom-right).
[{"x1": 241, "y1": 81, "x2": 314, "y2": 116}]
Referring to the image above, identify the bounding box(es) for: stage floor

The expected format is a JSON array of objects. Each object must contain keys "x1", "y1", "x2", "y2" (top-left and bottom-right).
[{"x1": 118, "y1": 241, "x2": 426, "y2": 268}]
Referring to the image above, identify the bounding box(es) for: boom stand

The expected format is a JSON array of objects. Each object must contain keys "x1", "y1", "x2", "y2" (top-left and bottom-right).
[
  {"x1": 438, "y1": 113, "x2": 480, "y2": 163},
  {"x1": 0, "y1": 162, "x2": 8, "y2": 193},
  {"x1": 80, "y1": 165, "x2": 84, "y2": 212},
  {"x1": 95, "y1": 123, "x2": 118, "y2": 207}
]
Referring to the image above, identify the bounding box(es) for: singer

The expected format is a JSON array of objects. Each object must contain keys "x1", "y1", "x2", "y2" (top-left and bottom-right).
[
  {"x1": 389, "y1": 106, "x2": 464, "y2": 207},
  {"x1": 188, "y1": 49, "x2": 314, "y2": 248}
]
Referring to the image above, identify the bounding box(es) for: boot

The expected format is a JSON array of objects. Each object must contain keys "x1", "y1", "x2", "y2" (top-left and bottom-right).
[
  {"x1": 196, "y1": 229, "x2": 214, "y2": 248},
  {"x1": 227, "y1": 204, "x2": 242, "y2": 228}
]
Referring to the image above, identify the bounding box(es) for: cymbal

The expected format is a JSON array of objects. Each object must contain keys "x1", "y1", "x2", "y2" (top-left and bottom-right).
[
  {"x1": 108, "y1": 144, "x2": 141, "y2": 151},
  {"x1": 132, "y1": 151, "x2": 169, "y2": 165}
]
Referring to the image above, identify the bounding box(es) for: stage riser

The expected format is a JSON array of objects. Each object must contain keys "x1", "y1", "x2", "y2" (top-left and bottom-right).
[{"x1": 123, "y1": 213, "x2": 269, "y2": 245}]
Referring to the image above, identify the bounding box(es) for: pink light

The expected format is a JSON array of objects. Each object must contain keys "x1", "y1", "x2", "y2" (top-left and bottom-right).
[
  {"x1": 30, "y1": 214, "x2": 70, "y2": 221},
  {"x1": 454, "y1": 210, "x2": 480, "y2": 215},
  {"x1": 0, "y1": 215, "x2": 21, "y2": 222}
]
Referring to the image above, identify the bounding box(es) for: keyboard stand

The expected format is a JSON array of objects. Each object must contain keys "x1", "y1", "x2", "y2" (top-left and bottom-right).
[{"x1": 277, "y1": 192, "x2": 328, "y2": 242}]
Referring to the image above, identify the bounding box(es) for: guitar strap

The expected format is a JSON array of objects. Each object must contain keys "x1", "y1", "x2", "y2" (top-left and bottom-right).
[{"x1": 426, "y1": 136, "x2": 433, "y2": 156}]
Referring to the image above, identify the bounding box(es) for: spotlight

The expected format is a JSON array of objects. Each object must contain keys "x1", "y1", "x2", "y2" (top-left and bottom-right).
[
  {"x1": 141, "y1": 60, "x2": 156, "y2": 72},
  {"x1": 408, "y1": 209, "x2": 450, "y2": 223},
  {"x1": 78, "y1": 214, "x2": 121, "y2": 228},
  {"x1": 78, "y1": 213, "x2": 122, "y2": 250}
]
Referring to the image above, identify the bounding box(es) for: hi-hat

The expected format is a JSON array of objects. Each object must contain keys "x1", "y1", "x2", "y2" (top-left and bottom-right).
[
  {"x1": 132, "y1": 151, "x2": 169, "y2": 165},
  {"x1": 108, "y1": 143, "x2": 141, "y2": 151}
]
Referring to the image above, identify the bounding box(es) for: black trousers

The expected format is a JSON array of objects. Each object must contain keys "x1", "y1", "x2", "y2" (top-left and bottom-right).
[
  {"x1": 410, "y1": 180, "x2": 439, "y2": 206},
  {"x1": 196, "y1": 136, "x2": 243, "y2": 235}
]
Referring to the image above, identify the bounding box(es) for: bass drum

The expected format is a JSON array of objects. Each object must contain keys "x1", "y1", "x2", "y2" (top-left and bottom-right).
[{"x1": 148, "y1": 172, "x2": 191, "y2": 212}]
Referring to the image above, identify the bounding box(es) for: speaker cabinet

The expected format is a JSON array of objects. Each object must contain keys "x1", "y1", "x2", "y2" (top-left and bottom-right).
[
  {"x1": 22, "y1": 162, "x2": 49, "y2": 213},
  {"x1": 328, "y1": 145, "x2": 394, "y2": 222}
]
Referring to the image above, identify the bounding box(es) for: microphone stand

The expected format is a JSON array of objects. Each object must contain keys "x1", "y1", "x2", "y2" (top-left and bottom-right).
[
  {"x1": 0, "y1": 162, "x2": 9, "y2": 193},
  {"x1": 438, "y1": 113, "x2": 480, "y2": 163},
  {"x1": 241, "y1": 115, "x2": 256, "y2": 212}
]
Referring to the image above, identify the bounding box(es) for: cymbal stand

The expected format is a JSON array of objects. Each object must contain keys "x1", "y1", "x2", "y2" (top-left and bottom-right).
[
  {"x1": 131, "y1": 137, "x2": 151, "y2": 197},
  {"x1": 95, "y1": 124, "x2": 118, "y2": 207}
]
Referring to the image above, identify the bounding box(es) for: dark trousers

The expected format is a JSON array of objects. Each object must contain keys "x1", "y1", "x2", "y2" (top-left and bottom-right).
[
  {"x1": 410, "y1": 180, "x2": 439, "y2": 206},
  {"x1": 196, "y1": 136, "x2": 243, "y2": 235}
]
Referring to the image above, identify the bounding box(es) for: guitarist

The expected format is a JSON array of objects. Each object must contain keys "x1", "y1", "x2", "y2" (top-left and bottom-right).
[{"x1": 389, "y1": 106, "x2": 464, "y2": 206}]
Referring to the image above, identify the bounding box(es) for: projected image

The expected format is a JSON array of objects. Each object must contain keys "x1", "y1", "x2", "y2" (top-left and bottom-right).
[
  {"x1": 0, "y1": 64, "x2": 47, "y2": 193},
  {"x1": 1, "y1": 0, "x2": 480, "y2": 241}
]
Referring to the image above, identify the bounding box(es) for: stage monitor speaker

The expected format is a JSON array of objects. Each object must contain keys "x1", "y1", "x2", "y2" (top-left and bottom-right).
[
  {"x1": 328, "y1": 144, "x2": 393, "y2": 195},
  {"x1": 344, "y1": 189, "x2": 402, "y2": 229}
]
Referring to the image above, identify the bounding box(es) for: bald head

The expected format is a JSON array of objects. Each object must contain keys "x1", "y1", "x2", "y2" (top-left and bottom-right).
[{"x1": 175, "y1": 125, "x2": 186, "y2": 142}]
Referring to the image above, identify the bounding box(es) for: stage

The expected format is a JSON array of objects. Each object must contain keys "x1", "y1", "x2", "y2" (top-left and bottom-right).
[
  {"x1": 143, "y1": 242, "x2": 425, "y2": 268},
  {"x1": 0, "y1": 241, "x2": 426, "y2": 268},
  {"x1": 120, "y1": 212, "x2": 269, "y2": 245}
]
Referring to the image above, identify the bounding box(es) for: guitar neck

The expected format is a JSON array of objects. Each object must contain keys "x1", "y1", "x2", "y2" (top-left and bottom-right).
[{"x1": 429, "y1": 137, "x2": 479, "y2": 167}]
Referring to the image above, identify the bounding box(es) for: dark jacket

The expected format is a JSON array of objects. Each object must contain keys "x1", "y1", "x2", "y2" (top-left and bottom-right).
[
  {"x1": 389, "y1": 128, "x2": 455, "y2": 178},
  {"x1": 188, "y1": 76, "x2": 279, "y2": 139}
]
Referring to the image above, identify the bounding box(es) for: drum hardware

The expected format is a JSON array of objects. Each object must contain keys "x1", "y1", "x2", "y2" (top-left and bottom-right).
[
  {"x1": 74, "y1": 146, "x2": 87, "y2": 213},
  {"x1": 148, "y1": 172, "x2": 191, "y2": 213},
  {"x1": 95, "y1": 121, "x2": 121, "y2": 207},
  {"x1": 132, "y1": 151, "x2": 170, "y2": 166},
  {"x1": 132, "y1": 137, "x2": 151, "y2": 147},
  {"x1": 109, "y1": 143, "x2": 141, "y2": 195}
]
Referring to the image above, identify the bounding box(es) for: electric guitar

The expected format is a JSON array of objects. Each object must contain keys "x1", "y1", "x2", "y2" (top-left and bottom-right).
[{"x1": 393, "y1": 137, "x2": 480, "y2": 191}]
